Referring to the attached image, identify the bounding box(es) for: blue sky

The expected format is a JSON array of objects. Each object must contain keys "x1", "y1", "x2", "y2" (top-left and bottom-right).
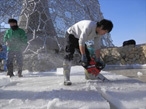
[{"x1": 99, "y1": 0, "x2": 146, "y2": 46}]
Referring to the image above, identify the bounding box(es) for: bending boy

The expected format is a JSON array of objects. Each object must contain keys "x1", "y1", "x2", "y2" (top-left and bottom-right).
[{"x1": 63, "y1": 19, "x2": 113, "y2": 85}]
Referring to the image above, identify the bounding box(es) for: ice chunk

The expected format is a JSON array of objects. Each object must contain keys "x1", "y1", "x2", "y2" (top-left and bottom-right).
[{"x1": 137, "y1": 72, "x2": 143, "y2": 77}]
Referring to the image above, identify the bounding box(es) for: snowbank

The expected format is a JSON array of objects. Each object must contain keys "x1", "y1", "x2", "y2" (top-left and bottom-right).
[{"x1": 0, "y1": 75, "x2": 10, "y2": 87}]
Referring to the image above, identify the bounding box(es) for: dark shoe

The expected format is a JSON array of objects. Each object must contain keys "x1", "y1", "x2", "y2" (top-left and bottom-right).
[
  {"x1": 18, "y1": 70, "x2": 23, "y2": 77},
  {"x1": 64, "y1": 81, "x2": 72, "y2": 86},
  {"x1": 18, "y1": 74, "x2": 23, "y2": 77},
  {"x1": 7, "y1": 63, "x2": 14, "y2": 77},
  {"x1": 7, "y1": 72, "x2": 14, "y2": 77},
  {"x1": 10, "y1": 74, "x2": 15, "y2": 78},
  {"x1": 7, "y1": 73, "x2": 14, "y2": 78}
]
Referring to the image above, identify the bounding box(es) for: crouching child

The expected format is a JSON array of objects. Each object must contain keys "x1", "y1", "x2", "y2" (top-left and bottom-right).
[{"x1": 63, "y1": 19, "x2": 113, "y2": 85}]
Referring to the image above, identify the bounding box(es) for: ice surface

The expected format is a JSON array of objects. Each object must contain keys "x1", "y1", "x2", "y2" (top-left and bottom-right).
[{"x1": 0, "y1": 66, "x2": 146, "y2": 109}]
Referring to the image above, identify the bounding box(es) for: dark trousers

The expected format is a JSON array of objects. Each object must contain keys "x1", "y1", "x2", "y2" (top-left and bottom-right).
[
  {"x1": 64, "y1": 32, "x2": 91, "y2": 62},
  {"x1": 7, "y1": 51, "x2": 23, "y2": 75}
]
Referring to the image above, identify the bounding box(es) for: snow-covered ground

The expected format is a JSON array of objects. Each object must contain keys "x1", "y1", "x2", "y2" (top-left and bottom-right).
[{"x1": 0, "y1": 66, "x2": 146, "y2": 109}]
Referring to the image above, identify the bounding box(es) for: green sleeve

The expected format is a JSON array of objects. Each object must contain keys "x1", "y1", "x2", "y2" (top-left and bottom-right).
[
  {"x1": 3, "y1": 30, "x2": 8, "y2": 43},
  {"x1": 21, "y1": 29, "x2": 27, "y2": 44}
]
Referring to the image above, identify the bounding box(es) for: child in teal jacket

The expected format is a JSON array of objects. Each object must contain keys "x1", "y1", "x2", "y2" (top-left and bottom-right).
[{"x1": 4, "y1": 19, "x2": 27, "y2": 77}]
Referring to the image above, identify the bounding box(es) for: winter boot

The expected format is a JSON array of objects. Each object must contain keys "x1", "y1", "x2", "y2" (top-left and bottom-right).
[
  {"x1": 63, "y1": 60, "x2": 72, "y2": 85},
  {"x1": 84, "y1": 69, "x2": 90, "y2": 80},
  {"x1": 7, "y1": 72, "x2": 14, "y2": 77},
  {"x1": 7, "y1": 63, "x2": 14, "y2": 77},
  {"x1": 18, "y1": 70, "x2": 23, "y2": 77}
]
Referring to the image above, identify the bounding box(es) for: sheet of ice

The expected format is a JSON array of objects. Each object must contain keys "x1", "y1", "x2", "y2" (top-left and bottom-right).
[
  {"x1": 0, "y1": 68, "x2": 110, "y2": 109},
  {"x1": 0, "y1": 66, "x2": 146, "y2": 109},
  {"x1": 94, "y1": 71, "x2": 146, "y2": 109}
]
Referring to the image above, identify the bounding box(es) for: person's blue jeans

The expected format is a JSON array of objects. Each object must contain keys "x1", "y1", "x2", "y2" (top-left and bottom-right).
[{"x1": 0, "y1": 52, "x2": 7, "y2": 71}]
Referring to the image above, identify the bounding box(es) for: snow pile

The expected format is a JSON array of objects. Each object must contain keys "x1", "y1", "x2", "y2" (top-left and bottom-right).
[{"x1": 0, "y1": 75, "x2": 10, "y2": 87}]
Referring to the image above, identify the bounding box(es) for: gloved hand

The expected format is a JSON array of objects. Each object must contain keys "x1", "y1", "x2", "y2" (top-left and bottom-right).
[
  {"x1": 81, "y1": 54, "x2": 88, "y2": 67},
  {"x1": 95, "y1": 58, "x2": 105, "y2": 70}
]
